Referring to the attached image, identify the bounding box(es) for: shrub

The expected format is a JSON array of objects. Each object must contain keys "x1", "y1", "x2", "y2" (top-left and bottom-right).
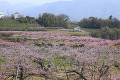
[
  {"x1": 70, "y1": 44, "x2": 85, "y2": 48},
  {"x1": 91, "y1": 27, "x2": 120, "y2": 40},
  {"x1": 0, "y1": 33, "x2": 13, "y2": 38},
  {"x1": 59, "y1": 43, "x2": 65, "y2": 47},
  {"x1": 47, "y1": 43, "x2": 53, "y2": 47},
  {"x1": 35, "y1": 42, "x2": 49, "y2": 47},
  {"x1": 4, "y1": 38, "x2": 27, "y2": 42}
]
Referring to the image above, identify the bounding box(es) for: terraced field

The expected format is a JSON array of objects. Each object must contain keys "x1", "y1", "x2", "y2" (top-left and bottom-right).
[{"x1": 0, "y1": 30, "x2": 120, "y2": 80}]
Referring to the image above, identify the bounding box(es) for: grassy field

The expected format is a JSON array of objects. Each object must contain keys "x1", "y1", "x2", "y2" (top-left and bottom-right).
[
  {"x1": 81, "y1": 28, "x2": 100, "y2": 32},
  {"x1": 0, "y1": 19, "x2": 47, "y2": 31},
  {"x1": 48, "y1": 30, "x2": 89, "y2": 36}
]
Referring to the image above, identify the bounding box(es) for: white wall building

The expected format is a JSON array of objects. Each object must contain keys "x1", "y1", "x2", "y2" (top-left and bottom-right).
[
  {"x1": 0, "y1": 12, "x2": 4, "y2": 18},
  {"x1": 14, "y1": 12, "x2": 22, "y2": 20}
]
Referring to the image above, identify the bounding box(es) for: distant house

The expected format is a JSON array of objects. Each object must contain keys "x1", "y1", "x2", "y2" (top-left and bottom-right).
[
  {"x1": 14, "y1": 12, "x2": 22, "y2": 20},
  {"x1": 0, "y1": 12, "x2": 4, "y2": 18}
]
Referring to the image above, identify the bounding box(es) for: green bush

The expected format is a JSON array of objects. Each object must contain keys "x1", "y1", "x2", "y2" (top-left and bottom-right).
[
  {"x1": 70, "y1": 44, "x2": 85, "y2": 48},
  {"x1": 59, "y1": 43, "x2": 65, "y2": 47},
  {"x1": 0, "y1": 33, "x2": 13, "y2": 37},
  {"x1": 79, "y1": 16, "x2": 120, "y2": 29},
  {"x1": 91, "y1": 27, "x2": 120, "y2": 40},
  {"x1": 4, "y1": 38, "x2": 28, "y2": 42},
  {"x1": 35, "y1": 42, "x2": 51, "y2": 47}
]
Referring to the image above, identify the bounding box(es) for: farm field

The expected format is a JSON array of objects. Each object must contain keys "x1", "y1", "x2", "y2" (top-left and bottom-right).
[
  {"x1": 1, "y1": 0, "x2": 120, "y2": 80},
  {"x1": 0, "y1": 30, "x2": 120, "y2": 80}
]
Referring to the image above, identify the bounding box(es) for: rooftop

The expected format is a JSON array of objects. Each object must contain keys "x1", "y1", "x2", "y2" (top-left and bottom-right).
[{"x1": 15, "y1": 12, "x2": 20, "y2": 14}]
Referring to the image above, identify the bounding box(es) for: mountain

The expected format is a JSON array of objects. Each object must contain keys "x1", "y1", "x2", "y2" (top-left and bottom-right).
[
  {"x1": 20, "y1": 0, "x2": 120, "y2": 20},
  {"x1": 19, "y1": 0, "x2": 120, "y2": 20},
  {"x1": 1, "y1": 0, "x2": 120, "y2": 20},
  {"x1": 0, "y1": 1, "x2": 36, "y2": 15}
]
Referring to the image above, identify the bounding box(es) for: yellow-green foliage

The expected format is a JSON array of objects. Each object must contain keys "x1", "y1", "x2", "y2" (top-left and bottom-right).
[
  {"x1": 67, "y1": 21, "x2": 77, "y2": 29},
  {"x1": 0, "y1": 59, "x2": 6, "y2": 64},
  {"x1": 48, "y1": 30, "x2": 89, "y2": 36}
]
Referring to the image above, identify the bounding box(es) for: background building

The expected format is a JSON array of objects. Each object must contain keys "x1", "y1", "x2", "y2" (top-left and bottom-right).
[
  {"x1": 0, "y1": 12, "x2": 4, "y2": 18},
  {"x1": 14, "y1": 12, "x2": 22, "y2": 20}
]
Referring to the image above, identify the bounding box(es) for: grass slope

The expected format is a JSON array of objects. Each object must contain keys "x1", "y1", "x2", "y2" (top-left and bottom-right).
[{"x1": 0, "y1": 19, "x2": 43, "y2": 31}]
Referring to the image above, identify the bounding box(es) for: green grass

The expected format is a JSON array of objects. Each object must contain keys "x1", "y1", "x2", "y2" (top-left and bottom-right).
[
  {"x1": 4, "y1": 38, "x2": 27, "y2": 42},
  {"x1": 43, "y1": 57, "x2": 73, "y2": 66},
  {"x1": 27, "y1": 39, "x2": 69, "y2": 43},
  {"x1": 53, "y1": 57, "x2": 73, "y2": 66},
  {"x1": 0, "y1": 19, "x2": 28, "y2": 31},
  {"x1": 0, "y1": 19, "x2": 47, "y2": 31},
  {"x1": 27, "y1": 39, "x2": 47, "y2": 43},
  {"x1": 0, "y1": 33, "x2": 13, "y2": 39},
  {"x1": 81, "y1": 28, "x2": 100, "y2": 32},
  {"x1": 4, "y1": 37, "x2": 88, "y2": 44},
  {"x1": 67, "y1": 21, "x2": 77, "y2": 29},
  {"x1": 43, "y1": 61, "x2": 50, "y2": 66},
  {"x1": 0, "y1": 59, "x2": 6, "y2": 64},
  {"x1": 101, "y1": 56, "x2": 108, "y2": 60},
  {"x1": 53, "y1": 57, "x2": 65, "y2": 66},
  {"x1": 42, "y1": 57, "x2": 65, "y2": 66},
  {"x1": 48, "y1": 30, "x2": 89, "y2": 36}
]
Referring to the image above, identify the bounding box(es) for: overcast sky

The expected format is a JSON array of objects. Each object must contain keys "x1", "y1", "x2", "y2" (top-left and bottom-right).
[{"x1": 0, "y1": 0, "x2": 72, "y2": 5}]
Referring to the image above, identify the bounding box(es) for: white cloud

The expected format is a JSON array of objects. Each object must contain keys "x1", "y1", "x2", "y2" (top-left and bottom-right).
[{"x1": 0, "y1": 0, "x2": 72, "y2": 5}]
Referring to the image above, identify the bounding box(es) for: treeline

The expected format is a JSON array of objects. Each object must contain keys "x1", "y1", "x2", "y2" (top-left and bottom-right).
[
  {"x1": 16, "y1": 13, "x2": 69, "y2": 28},
  {"x1": 36, "y1": 13, "x2": 69, "y2": 28},
  {"x1": 17, "y1": 16, "x2": 36, "y2": 24},
  {"x1": 79, "y1": 16, "x2": 120, "y2": 40},
  {"x1": 79, "y1": 16, "x2": 120, "y2": 29},
  {"x1": 91, "y1": 27, "x2": 120, "y2": 40}
]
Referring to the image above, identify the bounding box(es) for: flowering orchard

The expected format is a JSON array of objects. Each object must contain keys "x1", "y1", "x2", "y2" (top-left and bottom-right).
[
  {"x1": 0, "y1": 31, "x2": 120, "y2": 80},
  {"x1": 0, "y1": 45, "x2": 120, "y2": 80},
  {"x1": 0, "y1": 31, "x2": 120, "y2": 47}
]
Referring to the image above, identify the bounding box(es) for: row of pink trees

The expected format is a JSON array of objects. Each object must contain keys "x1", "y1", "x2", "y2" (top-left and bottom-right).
[
  {"x1": 0, "y1": 45, "x2": 55, "y2": 80},
  {"x1": 46, "y1": 45, "x2": 120, "y2": 80},
  {"x1": 0, "y1": 44, "x2": 120, "y2": 80},
  {"x1": 0, "y1": 31, "x2": 120, "y2": 47}
]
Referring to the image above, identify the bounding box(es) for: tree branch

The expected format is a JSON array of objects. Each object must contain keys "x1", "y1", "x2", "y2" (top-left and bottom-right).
[{"x1": 66, "y1": 70, "x2": 87, "y2": 80}]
